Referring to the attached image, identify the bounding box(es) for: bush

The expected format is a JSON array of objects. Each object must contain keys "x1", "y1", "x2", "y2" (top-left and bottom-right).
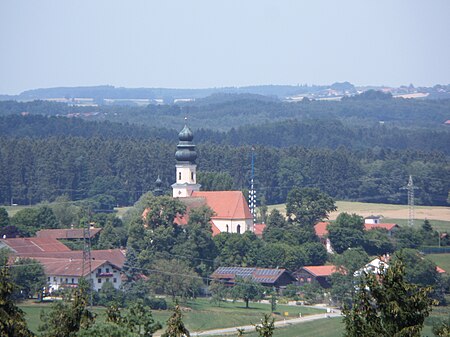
[{"x1": 145, "y1": 297, "x2": 168, "y2": 310}]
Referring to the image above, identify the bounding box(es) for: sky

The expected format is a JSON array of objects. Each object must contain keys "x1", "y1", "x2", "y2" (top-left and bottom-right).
[{"x1": 1, "y1": 0, "x2": 449, "y2": 94}]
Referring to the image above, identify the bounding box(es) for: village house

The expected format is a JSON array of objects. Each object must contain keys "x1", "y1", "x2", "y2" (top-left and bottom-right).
[{"x1": 294, "y1": 265, "x2": 340, "y2": 288}]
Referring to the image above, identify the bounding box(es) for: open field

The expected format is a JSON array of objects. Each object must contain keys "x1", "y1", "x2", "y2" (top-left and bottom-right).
[
  {"x1": 242, "y1": 317, "x2": 344, "y2": 337},
  {"x1": 236, "y1": 317, "x2": 437, "y2": 337},
  {"x1": 267, "y1": 201, "x2": 450, "y2": 230},
  {"x1": 19, "y1": 298, "x2": 324, "y2": 334},
  {"x1": 3, "y1": 205, "x2": 33, "y2": 217},
  {"x1": 426, "y1": 254, "x2": 450, "y2": 272}
]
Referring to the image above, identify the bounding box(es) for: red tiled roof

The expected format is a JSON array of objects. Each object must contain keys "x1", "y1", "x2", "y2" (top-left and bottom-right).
[
  {"x1": 364, "y1": 223, "x2": 398, "y2": 231},
  {"x1": 191, "y1": 191, "x2": 253, "y2": 220},
  {"x1": 17, "y1": 249, "x2": 126, "y2": 268},
  {"x1": 436, "y1": 266, "x2": 446, "y2": 274},
  {"x1": 314, "y1": 222, "x2": 330, "y2": 237},
  {"x1": 36, "y1": 228, "x2": 102, "y2": 239},
  {"x1": 1, "y1": 238, "x2": 72, "y2": 254},
  {"x1": 28, "y1": 257, "x2": 109, "y2": 277},
  {"x1": 254, "y1": 223, "x2": 266, "y2": 237},
  {"x1": 301, "y1": 265, "x2": 339, "y2": 277}
]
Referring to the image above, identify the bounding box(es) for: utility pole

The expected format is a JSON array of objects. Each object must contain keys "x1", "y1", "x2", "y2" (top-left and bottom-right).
[
  {"x1": 248, "y1": 147, "x2": 257, "y2": 226},
  {"x1": 82, "y1": 212, "x2": 93, "y2": 306},
  {"x1": 401, "y1": 175, "x2": 418, "y2": 227}
]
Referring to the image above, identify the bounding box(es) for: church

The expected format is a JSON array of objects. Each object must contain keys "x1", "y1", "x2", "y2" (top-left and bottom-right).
[{"x1": 169, "y1": 122, "x2": 254, "y2": 235}]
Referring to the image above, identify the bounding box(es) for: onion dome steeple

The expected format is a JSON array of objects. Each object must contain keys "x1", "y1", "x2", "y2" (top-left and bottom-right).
[
  {"x1": 172, "y1": 117, "x2": 201, "y2": 198},
  {"x1": 175, "y1": 118, "x2": 197, "y2": 163}
]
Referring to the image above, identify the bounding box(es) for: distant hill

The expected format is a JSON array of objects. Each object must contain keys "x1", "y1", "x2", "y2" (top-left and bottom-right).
[{"x1": 7, "y1": 84, "x2": 327, "y2": 101}]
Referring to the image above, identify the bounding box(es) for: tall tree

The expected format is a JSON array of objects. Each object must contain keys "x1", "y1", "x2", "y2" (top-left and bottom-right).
[
  {"x1": 39, "y1": 278, "x2": 95, "y2": 337},
  {"x1": 0, "y1": 263, "x2": 34, "y2": 337},
  {"x1": 285, "y1": 187, "x2": 336, "y2": 227},
  {"x1": 125, "y1": 300, "x2": 162, "y2": 337},
  {"x1": 148, "y1": 259, "x2": 202, "y2": 301},
  {"x1": 231, "y1": 277, "x2": 265, "y2": 309},
  {"x1": 343, "y1": 257, "x2": 435, "y2": 337},
  {"x1": 161, "y1": 304, "x2": 190, "y2": 337},
  {"x1": 0, "y1": 207, "x2": 10, "y2": 227},
  {"x1": 10, "y1": 258, "x2": 46, "y2": 300},
  {"x1": 328, "y1": 213, "x2": 366, "y2": 254}
]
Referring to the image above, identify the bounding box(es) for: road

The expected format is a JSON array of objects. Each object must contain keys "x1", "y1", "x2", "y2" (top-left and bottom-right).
[{"x1": 190, "y1": 311, "x2": 342, "y2": 336}]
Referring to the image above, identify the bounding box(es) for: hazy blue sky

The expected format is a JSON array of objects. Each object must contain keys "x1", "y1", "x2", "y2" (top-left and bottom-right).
[{"x1": 1, "y1": 0, "x2": 449, "y2": 94}]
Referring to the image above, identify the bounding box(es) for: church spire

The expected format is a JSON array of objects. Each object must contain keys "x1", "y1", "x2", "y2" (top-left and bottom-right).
[{"x1": 172, "y1": 118, "x2": 201, "y2": 197}]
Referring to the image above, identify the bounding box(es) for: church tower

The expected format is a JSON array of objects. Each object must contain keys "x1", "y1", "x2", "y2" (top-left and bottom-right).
[{"x1": 172, "y1": 121, "x2": 201, "y2": 197}]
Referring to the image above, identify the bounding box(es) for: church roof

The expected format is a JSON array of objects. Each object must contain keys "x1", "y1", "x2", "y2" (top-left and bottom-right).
[{"x1": 191, "y1": 191, "x2": 253, "y2": 220}]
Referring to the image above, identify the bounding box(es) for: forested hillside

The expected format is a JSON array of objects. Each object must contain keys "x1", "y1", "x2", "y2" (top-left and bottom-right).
[
  {"x1": 1, "y1": 115, "x2": 450, "y2": 154},
  {"x1": 1, "y1": 95, "x2": 449, "y2": 130},
  {"x1": 0, "y1": 98, "x2": 449, "y2": 207},
  {"x1": 0, "y1": 136, "x2": 448, "y2": 206}
]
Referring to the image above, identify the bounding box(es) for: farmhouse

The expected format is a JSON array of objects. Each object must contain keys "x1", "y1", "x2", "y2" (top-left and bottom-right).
[
  {"x1": 294, "y1": 265, "x2": 340, "y2": 288},
  {"x1": 170, "y1": 123, "x2": 254, "y2": 235},
  {"x1": 31, "y1": 257, "x2": 122, "y2": 292},
  {"x1": 1, "y1": 237, "x2": 126, "y2": 292}
]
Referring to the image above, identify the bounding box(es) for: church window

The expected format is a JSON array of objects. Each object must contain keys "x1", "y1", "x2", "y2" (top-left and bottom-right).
[
  {"x1": 191, "y1": 172, "x2": 194, "y2": 180},
  {"x1": 179, "y1": 172, "x2": 181, "y2": 180},
  {"x1": 226, "y1": 225, "x2": 229, "y2": 232},
  {"x1": 237, "y1": 225, "x2": 241, "y2": 234}
]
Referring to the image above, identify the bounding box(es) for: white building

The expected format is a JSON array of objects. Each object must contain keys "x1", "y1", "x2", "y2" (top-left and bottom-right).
[
  {"x1": 31, "y1": 257, "x2": 122, "y2": 293},
  {"x1": 171, "y1": 123, "x2": 254, "y2": 235}
]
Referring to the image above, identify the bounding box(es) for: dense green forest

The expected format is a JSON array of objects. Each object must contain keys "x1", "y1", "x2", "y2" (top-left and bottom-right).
[
  {"x1": 0, "y1": 136, "x2": 448, "y2": 206},
  {"x1": 0, "y1": 98, "x2": 449, "y2": 207},
  {"x1": 1, "y1": 115, "x2": 450, "y2": 154},
  {"x1": 1, "y1": 95, "x2": 450, "y2": 130}
]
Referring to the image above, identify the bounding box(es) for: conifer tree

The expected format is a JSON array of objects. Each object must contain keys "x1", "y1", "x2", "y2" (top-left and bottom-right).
[
  {"x1": 343, "y1": 257, "x2": 435, "y2": 337},
  {"x1": 161, "y1": 304, "x2": 190, "y2": 337},
  {"x1": 254, "y1": 314, "x2": 275, "y2": 337}
]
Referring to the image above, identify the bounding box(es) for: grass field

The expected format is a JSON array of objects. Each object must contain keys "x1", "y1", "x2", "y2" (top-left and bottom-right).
[
  {"x1": 3, "y1": 205, "x2": 33, "y2": 217},
  {"x1": 426, "y1": 254, "x2": 450, "y2": 272},
  {"x1": 19, "y1": 298, "x2": 324, "y2": 334},
  {"x1": 18, "y1": 298, "x2": 448, "y2": 336},
  {"x1": 267, "y1": 201, "x2": 450, "y2": 230},
  {"x1": 237, "y1": 317, "x2": 344, "y2": 337},
  {"x1": 236, "y1": 318, "x2": 437, "y2": 337}
]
